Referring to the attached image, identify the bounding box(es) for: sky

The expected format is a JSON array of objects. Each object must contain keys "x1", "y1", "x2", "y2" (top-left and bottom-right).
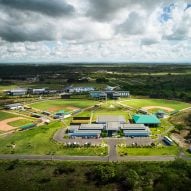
[{"x1": 0, "y1": 0, "x2": 191, "y2": 63}]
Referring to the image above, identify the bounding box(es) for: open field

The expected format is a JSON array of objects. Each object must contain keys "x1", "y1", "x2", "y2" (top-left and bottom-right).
[
  {"x1": 117, "y1": 145, "x2": 179, "y2": 156},
  {"x1": 30, "y1": 99, "x2": 98, "y2": 113},
  {"x1": 91, "y1": 101, "x2": 133, "y2": 122},
  {"x1": 122, "y1": 98, "x2": 191, "y2": 111},
  {"x1": 0, "y1": 121, "x2": 107, "y2": 156},
  {"x1": 0, "y1": 111, "x2": 17, "y2": 121},
  {"x1": 8, "y1": 119, "x2": 33, "y2": 127},
  {"x1": 0, "y1": 117, "x2": 24, "y2": 132}
]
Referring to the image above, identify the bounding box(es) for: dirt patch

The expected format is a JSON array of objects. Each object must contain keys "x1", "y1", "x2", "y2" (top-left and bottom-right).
[
  {"x1": 66, "y1": 106, "x2": 80, "y2": 111},
  {"x1": 141, "y1": 106, "x2": 174, "y2": 112},
  {"x1": 171, "y1": 130, "x2": 190, "y2": 148},
  {"x1": 48, "y1": 106, "x2": 64, "y2": 112},
  {"x1": 0, "y1": 117, "x2": 23, "y2": 132}
]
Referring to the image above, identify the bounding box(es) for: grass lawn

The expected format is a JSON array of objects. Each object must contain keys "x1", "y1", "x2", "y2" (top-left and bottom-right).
[
  {"x1": 91, "y1": 101, "x2": 133, "y2": 122},
  {"x1": 150, "y1": 119, "x2": 173, "y2": 139},
  {"x1": 30, "y1": 99, "x2": 98, "y2": 112},
  {"x1": 8, "y1": 119, "x2": 33, "y2": 127},
  {"x1": 117, "y1": 145, "x2": 179, "y2": 156},
  {"x1": 0, "y1": 121, "x2": 107, "y2": 156},
  {"x1": 0, "y1": 111, "x2": 17, "y2": 121},
  {"x1": 122, "y1": 98, "x2": 191, "y2": 111}
]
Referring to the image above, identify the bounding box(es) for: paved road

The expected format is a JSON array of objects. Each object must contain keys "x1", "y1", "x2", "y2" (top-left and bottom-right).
[
  {"x1": 0, "y1": 154, "x2": 178, "y2": 162},
  {"x1": 106, "y1": 139, "x2": 117, "y2": 162},
  {"x1": 0, "y1": 154, "x2": 108, "y2": 161}
]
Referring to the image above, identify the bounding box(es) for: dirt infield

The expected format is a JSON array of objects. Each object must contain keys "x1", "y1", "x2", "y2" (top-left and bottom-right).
[
  {"x1": 141, "y1": 106, "x2": 174, "y2": 112},
  {"x1": 66, "y1": 106, "x2": 80, "y2": 111},
  {"x1": 48, "y1": 106, "x2": 65, "y2": 112},
  {"x1": 0, "y1": 117, "x2": 23, "y2": 132}
]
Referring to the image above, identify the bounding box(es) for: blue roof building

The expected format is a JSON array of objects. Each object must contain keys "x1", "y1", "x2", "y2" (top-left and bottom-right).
[{"x1": 133, "y1": 114, "x2": 160, "y2": 126}]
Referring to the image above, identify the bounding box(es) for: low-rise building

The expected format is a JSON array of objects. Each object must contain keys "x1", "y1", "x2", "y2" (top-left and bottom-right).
[
  {"x1": 67, "y1": 115, "x2": 153, "y2": 138},
  {"x1": 68, "y1": 130, "x2": 101, "y2": 138},
  {"x1": 133, "y1": 114, "x2": 160, "y2": 126},
  {"x1": 155, "y1": 110, "x2": 166, "y2": 118},
  {"x1": 66, "y1": 86, "x2": 95, "y2": 93},
  {"x1": 4, "y1": 103, "x2": 23, "y2": 110},
  {"x1": 122, "y1": 124, "x2": 150, "y2": 137},
  {"x1": 90, "y1": 90, "x2": 130, "y2": 99},
  {"x1": 6, "y1": 88, "x2": 27, "y2": 96}
]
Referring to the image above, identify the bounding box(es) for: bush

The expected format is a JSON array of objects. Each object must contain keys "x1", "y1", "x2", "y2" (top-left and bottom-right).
[
  {"x1": 53, "y1": 165, "x2": 75, "y2": 176},
  {"x1": 6, "y1": 159, "x2": 19, "y2": 171}
]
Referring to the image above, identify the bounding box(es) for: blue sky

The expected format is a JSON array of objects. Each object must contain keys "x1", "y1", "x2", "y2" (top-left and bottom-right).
[{"x1": 0, "y1": 0, "x2": 191, "y2": 63}]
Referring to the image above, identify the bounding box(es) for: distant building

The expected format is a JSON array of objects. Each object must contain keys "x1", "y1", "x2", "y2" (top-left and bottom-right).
[
  {"x1": 4, "y1": 103, "x2": 23, "y2": 110},
  {"x1": 6, "y1": 88, "x2": 27, "y2": 96},
  {"x1": 90, "y1": 91, "x2": 130, "y2": 99},
  {"x1": 31, "y1": 88, "x2": 47, "y2": 95},
  {"x1": 60, "y1": 93, "x2": 72, "y2": 99},
  {"x1": 65, "y1": 86, "x2": 95, "y2": 93},
  {"x1": 133, "y1": 114, "x2": 160, "y2": 126}
]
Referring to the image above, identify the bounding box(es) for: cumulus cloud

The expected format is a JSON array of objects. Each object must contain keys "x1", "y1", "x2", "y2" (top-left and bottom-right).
[
  {"x1": 0, "y1": 0, "x2": 190, "y2": 63},
  {"x1": 0, "y1": 0, "x2": 75, "y2": 17}
]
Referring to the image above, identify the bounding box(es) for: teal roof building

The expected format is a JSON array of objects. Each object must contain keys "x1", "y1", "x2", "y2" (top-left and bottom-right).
[{"x1": 133, "y1": 114, "x2": 160, "y2": 126}]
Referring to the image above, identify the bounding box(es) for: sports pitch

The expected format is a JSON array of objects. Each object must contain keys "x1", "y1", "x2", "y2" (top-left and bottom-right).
[
  {"x1": 121, "y1": 98, "x2": 191, "y2": 111},
  {"x1": 30, "y1": 99, "x2": 98, "y2": 112}
]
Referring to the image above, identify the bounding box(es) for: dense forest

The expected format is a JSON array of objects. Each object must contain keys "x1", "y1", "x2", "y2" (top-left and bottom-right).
[
  {"x1": 0, "y1": 159, "x2": 191, "y2": 191},
  {"x1": 0, "y1": 64, "x2": 191, "y2": 101}
]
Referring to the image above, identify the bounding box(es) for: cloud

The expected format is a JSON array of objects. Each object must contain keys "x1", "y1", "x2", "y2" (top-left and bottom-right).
[
  {"x1": 0, "y1": 0, "x2": 75, "y2": 17},
  {"x1": 117, "y1": 12, "x2": 146, "y2": 35},
  {"x1": 0, "y1": 0, "x2": 190, "y2": 63}
]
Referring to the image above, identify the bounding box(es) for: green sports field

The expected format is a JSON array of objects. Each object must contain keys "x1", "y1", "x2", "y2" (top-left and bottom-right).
[
  {"x1": 8, "y1": 119, "x2": 33, "y2": 127},
  {"x1": 121, "y1": 98, "x2": 191, "y2": 111},
  {"x1": 29, "y1": 99, "x2": 98, "y2": 112},
  {"x1": 0, "y1": 111, "x2": 17, "y2": 121},
  {"x1": 0, "y1": 121, "x2": 107, "y2": 156}
]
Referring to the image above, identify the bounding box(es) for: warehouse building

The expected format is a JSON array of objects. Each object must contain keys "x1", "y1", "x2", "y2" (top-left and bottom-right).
[
  {"x1": 122, "y1": 124, "x2": 150, "y2": 137},
  {"x1": 68, "y1": 130, "x2": 101, "y2": 138},
  {"x1": 4, "y1": 103, "x2": 23, "y2": 110},
  {"x1": 67, "y1": 115, "x2": 154, "y2": 138},
  {"x1": 6, "y1": 88, "x2": 27, "y2": 96}
]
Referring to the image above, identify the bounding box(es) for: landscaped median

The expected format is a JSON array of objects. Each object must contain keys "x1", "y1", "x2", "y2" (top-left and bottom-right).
[
  {"x1": 117, "y1": 144, "x2": 179, "y2": 156},
  {"x1": 0, "y1": 121, "x2": 108, "y2": 156}
]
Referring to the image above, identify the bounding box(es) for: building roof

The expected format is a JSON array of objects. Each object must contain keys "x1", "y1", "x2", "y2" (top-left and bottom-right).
[
  {"x1": 96, "y1": 115, "x2": 126, "y2": 123},
  {"x1": 9, "y1": 88, "x2": 27, "y2": 93},
  {"x1": 69, "y1": 130, "x2": 101, "y2": 136},
  {"x1": 122, "y1": 124, "x2": 147, "y2": 130},
  {"x1": 123, "y1": 130, "x2": 150, "y2": 135},
  {"x1": 5, "y1": 103, "x2": 22, "y2": 108},
  {"x1": 106, "y1": 122, "x2": 121, "y2": 131},
  {"x1": 68, "y1": 125, "x2": 80, "y2": 131},
  {"x1": 80, "y1": 124, "x2": 104, "y2": 130},
  {"x1": 133, "y1": 114, "x2": 160, "y2": 124}
]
